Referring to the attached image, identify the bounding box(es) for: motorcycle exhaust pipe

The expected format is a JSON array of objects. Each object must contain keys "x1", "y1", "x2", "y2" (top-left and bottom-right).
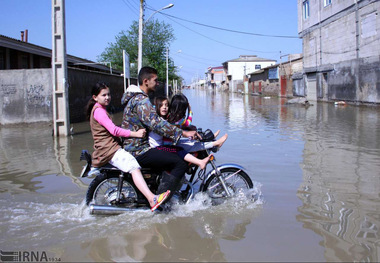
[{"x1": 89, "y1": 204, "x2": 149, "y2": 215}]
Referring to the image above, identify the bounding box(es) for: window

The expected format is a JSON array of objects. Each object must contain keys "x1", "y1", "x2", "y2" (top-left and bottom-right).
[
  {"x1": 303, "y1": 0, "x2": 310, "y2": 19},
  {"x1": 324, "y1": 0, "x2": 332, "y2": 7},
  {"x1": 21, "y1": 53, "x2": 29, "y2": 69},
  {"x1": 255, "y1": 64, "x2": 261, "y2": 70},
  {"x1": 361, "y1": 12, "x2": 377, "y2": 38},
  {"x1": 0, "y1": 48, "x2": 4, "y2": 69}
]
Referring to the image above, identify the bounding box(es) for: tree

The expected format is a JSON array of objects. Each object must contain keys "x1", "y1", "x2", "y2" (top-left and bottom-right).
[{"x1": 98, "y1": 19, "x2": 182, "y2": 84}]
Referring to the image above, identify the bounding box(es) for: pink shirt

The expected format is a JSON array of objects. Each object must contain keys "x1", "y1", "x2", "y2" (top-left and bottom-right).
[{"x1": 93, "y1": 103, "x2": 131, "y2": 138}]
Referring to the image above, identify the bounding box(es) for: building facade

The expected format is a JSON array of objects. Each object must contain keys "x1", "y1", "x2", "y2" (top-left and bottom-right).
[
  {"x1": 205, "y1": 66, "x2": 226, "y2": 90},
  {"x1": 222, "y1": 55, "x2": 276, "y2": 93},
  {"x1": 249, "y1": 54, "x2": 303, "y2": 97},
  {"x1": 298, "y1": 0, "x2": 380, "y2": 103}
]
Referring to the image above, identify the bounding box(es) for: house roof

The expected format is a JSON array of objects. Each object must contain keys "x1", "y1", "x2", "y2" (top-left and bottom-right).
[
  {"x1": 208, "y1": 66, "x2": 223, "y2": 70},
  {"x1": 0, "y1": 34, "x2": 112, "y2": 72},
  {"x1": 223, "y1": 55, "x2": 276, "y2": 64},
  {"x1": 247, "y1": 56, "x2": 303, "y2": 75},
  {"x1": 206, "y1": 66, "x2": 224, "y2": 74},
  {"x1": 248, "y1": 69, "x2": 265, "y2": 75}
]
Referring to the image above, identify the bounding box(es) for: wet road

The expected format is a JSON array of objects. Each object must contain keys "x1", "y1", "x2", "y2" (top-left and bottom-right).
[{"x1": 1, "y1": 89, "x2": 379, "y2": 262}]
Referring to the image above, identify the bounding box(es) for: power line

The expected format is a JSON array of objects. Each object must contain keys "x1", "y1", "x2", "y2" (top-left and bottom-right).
[
  {"x1": 146, "y1": 6, "x2": 299, "y2": 39},
  {"x1": 145, "y1": 4, "x2": 278, "y2": 79},
  {"x1": 121, "y1": 0, "x2": 139, "y2": 16},
  {"x1": 179, "y1": 68, "x2": 202, "y2": 75},
  {"x1": 174, "y1": 52, "x2": 221, "y2": 65},
  {"x1": 175, "y1": 55, "x2": 214, "y2": 67},
  {"x1": 162, "y1": 12, "x2": 279, "y2": 54},
  {"x1": 145, "y1": 4, "x2": 280, "y2": 54},
  {"x1": 139, "y1": 4, "x2": 281, "y2": 59}
]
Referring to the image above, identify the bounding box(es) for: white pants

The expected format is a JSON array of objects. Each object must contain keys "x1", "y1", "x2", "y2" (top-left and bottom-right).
[{"x1": 109, "y1": 148, "x2": 141, "y2": 173}]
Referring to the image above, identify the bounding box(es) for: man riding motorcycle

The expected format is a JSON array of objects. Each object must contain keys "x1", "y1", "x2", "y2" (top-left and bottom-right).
[{"x1": 121, "y1": 66, "x2": 200, "y2": 205}]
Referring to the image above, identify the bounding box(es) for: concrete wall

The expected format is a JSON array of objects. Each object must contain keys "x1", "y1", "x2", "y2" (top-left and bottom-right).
[
  {"x1": 328, "y1": 58, "x2": 380, "y2": 103},
  {"x1": 250, "y1": 80, "x2": 281, "y2": 96},
  {"x1": 262, "y1": 81, "x2": 281, "y2": 96},
  {"x1": 67, "y1": 68, "x2": 130, "y2": 123},
  {"x1": 0, "y1": 68, "x2": 141, "y2": 125},
  {"x1": 293, "y1": 72, "x2": 305, "y2": 97},
  {"x1": 301, "y1": 1, "x2": 380, "y2": 69},
  {"x1": 0, "y1": 69, "x2": 52, "y2": 125},
  {"x1": 298, "y1": 0, "x2": 354, "y2": 35},
  {"x1": 294, "y1": 58, "x2": 380, "y2": 103},
  {"x1": 298, "y1": 0, "x2": 380, "y2": 104}
]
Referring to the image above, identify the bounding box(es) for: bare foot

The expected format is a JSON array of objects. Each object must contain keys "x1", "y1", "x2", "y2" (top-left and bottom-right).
[
  {"x1": 213, "y1": 134, "x2": 228, "y2": 148},
  {"x1": 199, "y1": 154, "x2": 213, "y2": 170},
  {"x1": 214, "y1": 130, "x2": 220, "y2": 138}
]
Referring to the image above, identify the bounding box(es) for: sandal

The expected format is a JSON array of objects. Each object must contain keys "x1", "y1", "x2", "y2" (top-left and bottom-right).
[{"x1": 151, "y1": 190, "x2": 171, "y2": 212}]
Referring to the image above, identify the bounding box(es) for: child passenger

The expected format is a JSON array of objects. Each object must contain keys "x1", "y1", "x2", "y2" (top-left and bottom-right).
[
  {"x1": 86, "y1": 82, "x2": 169, "y2": 211},
  {"x1": 149, "y1": 96, "x2": 212, "y2": 170},
  {"x1": 167, "y1": 94, "x2": 228, "y2": 153}
]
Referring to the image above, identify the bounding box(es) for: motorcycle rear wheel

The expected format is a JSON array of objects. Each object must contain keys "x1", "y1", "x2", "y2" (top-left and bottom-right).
[
  {"x1": 86, "y1": 173, "x2": 138, "y2": 207},
  {"x1": 203, "y1": 167, "x2": 253, "y2": 202}
]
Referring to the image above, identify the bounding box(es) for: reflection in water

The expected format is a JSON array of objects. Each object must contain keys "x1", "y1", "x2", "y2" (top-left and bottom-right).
[
  {"x1": 202, "y1": 90, "x2": 380, "y2": 261},
  {"x1": 296, "y1": 103, "x2": 380, "y2": 262},
  {"x1": 1, "y1": 89, "x2": 380, "y2": 261},
  {"x1": 0, "y1": 124, "x2": 87, "y2": 194},
  {"x1": 0, "y1": 124, "x2": 61, "y2": 194},
  {"x1": 82, "y1": 219, "x2": 226, "y2": 262},
  {"x1": 81, "y1": 205, "x2": 256, "y2": 262},
  {"x1": 53, "y1": 136, "x2": 88, "y2": 189}
]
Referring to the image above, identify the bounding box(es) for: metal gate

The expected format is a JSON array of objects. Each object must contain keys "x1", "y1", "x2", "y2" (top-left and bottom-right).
[
  {"x1": 306, "y1": 73, "x2": 317, "y2": 101},
  {"x1": 281, "y1": 76, "x2": 287, "y2": 97}
]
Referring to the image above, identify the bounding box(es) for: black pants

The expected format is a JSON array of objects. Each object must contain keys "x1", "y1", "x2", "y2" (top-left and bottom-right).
[{"x1": 136, "y1": 148, "x2": 188, "y2": 179}]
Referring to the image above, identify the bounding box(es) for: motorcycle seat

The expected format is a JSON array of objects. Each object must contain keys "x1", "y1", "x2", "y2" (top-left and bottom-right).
[{"x1": 93, "y1": 164, "x2": 156, "y2": 174}]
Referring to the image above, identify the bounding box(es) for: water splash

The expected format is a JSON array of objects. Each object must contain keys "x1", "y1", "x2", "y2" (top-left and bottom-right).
[{"x1": 0, "y1": 179, "x2": 263, "y2": 251}]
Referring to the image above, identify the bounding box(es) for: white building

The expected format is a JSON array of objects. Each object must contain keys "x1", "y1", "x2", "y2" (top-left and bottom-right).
[
  {"x1": 205, "y1": 66, "x2": 226, "y2": 90},
  {"x1": 223, "y1": 55, "x2": 276, "y2": 93}
]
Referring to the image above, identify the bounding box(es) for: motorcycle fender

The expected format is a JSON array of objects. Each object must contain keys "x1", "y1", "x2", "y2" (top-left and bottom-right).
[
  {"x1": 204, "y1": 163, "x2": 247, "y2": 182},
  {"x1": 80, "y1": 163, "x2": 91, "y2": 178},
  {"x1": 80, "y1": 164, "x2": 102, "y2": 178}
]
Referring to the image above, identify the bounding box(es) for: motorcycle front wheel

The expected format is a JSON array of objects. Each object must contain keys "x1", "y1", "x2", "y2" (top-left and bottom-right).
[
  {"x1": 85, "y1": 173, "x2": 138, "y2": 207},
  {"x1": 203, "y1": 167, "x2": 253, "y2": 201}
]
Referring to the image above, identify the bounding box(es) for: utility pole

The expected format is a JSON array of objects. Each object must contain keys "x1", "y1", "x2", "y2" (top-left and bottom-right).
[
  {"x1": 166, "y1": 46, "x2": 169, "y2": 97},
  {"x1": 123, "y1": 50, "x2": 130, "y2": 92},
  {"x1": 138, "y1": 0, "x2": 144, "y2": 72},
  {"x1": 52, "y1": 0, "x2": 70, "y2": 136},
  {"x1": 139, "y1": 2, "x2": 173, "y2": 75}
]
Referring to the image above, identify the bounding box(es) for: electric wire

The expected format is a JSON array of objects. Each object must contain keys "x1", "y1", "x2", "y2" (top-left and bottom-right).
[
  {"x1": 121, "y1": 0, "x2": 139, "y2": 16},
  {"x1": 160, "y1": 10, "x2": 279, "y2": 54},
  {"x1": 146, "y1": 6, "x2": 299, "y2": 39},
  {"x1": 145, "y1": 3, "x2": 275, "y2": 73},
  {"x1": 174, "y1": 51, "x2": 222, "y2": 65},
  {"x1": 145, "y1": 4, "x2": 282, "y2": 54},
  {"x1": 134, "y1": 3, "x2": 297, "y2": 81},
  {"x1": 174, "y1": 54, "x2": 216, "y2": 66}
]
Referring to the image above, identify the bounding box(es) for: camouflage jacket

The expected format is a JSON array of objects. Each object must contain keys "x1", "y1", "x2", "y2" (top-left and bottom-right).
[{"x1": 121, "y1": 90, "x2": 183, "y2": 157}]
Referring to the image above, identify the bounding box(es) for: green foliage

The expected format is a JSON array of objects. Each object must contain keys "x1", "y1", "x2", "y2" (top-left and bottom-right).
[{"x1": 98, "y1": 19, "x2": 182, "y2": 84}]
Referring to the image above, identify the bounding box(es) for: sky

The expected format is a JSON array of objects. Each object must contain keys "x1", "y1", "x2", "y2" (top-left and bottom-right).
[{"x1": 0, "y1": 0, "x2": 302, "y2": 85}]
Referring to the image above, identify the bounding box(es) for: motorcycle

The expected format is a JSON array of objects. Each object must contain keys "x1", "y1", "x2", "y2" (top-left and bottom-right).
[{"x1": 80, "y1": 128, "x2": 255, "y2": 215}]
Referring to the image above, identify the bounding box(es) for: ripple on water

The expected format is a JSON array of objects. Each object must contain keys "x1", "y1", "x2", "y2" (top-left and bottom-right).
[{"x1": 0, "y1": 181, "x2": 263, "y2": 249}]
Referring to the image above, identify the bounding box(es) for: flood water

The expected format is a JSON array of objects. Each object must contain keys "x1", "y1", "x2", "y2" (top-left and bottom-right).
[{"x1": 1, "y1": 89, "x2": 380, "y2": 262}]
